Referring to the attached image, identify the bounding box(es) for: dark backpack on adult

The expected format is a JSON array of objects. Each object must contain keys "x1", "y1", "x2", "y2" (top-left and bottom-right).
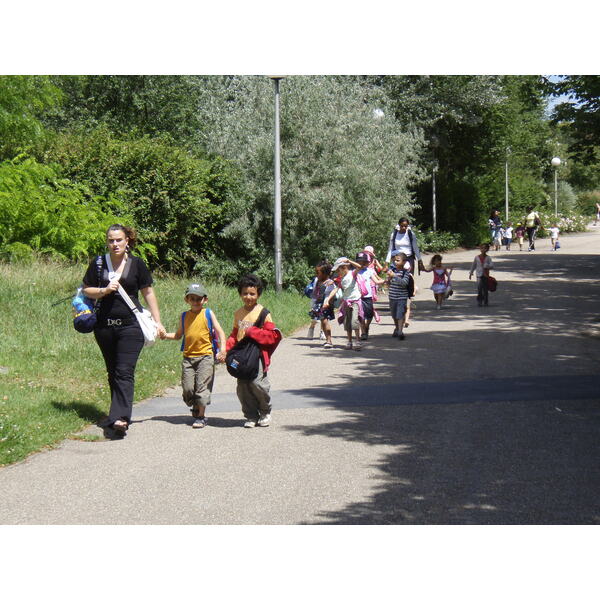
[
  {"x1": 407, "y1": 273, "x2": 415, "y2": 298},
  {"x1": 226, "y1": 308, "x2": 270, "y2": 380}
]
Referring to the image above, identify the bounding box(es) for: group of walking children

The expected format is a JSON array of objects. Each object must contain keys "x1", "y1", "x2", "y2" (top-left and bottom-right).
[
  {"x1": 161, "y1": 274, "x2": 282, "y2": 430},
  {"x1": 306, "y1": 244, "x2": 458, "y2": 350}
]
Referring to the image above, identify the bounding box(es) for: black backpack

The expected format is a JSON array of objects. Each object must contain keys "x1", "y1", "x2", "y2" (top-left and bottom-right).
[
  {"x1": 407, "y1": 272, "x2": 415, "y2": 298},
  {"x1": 226, "y1": 308, "x2": 270, "y2": 380}
]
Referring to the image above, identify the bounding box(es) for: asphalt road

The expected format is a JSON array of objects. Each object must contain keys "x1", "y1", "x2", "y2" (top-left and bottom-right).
[{"x1": 1, "y1": 227, "x2": 599, "y2": 524}]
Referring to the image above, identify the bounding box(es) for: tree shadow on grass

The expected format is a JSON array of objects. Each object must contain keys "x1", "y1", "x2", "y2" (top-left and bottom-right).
[{"x1": 51, "y1": 400, "x2": 106, "y2": 423}]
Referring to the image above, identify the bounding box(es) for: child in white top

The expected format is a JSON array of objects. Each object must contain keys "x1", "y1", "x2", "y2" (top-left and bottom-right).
[
  {"x1": 469, "y1": 243, "x2": 494, "y2": 307},
  {"x1": 547, "y1": 224, "x2": 560, "y2": 250},
  {"x1": 503, "y1": 222, "x2": 513, "y2": 251},
  {"x1": 323, "y1": 257, "x2": 364, "y2": 351}
]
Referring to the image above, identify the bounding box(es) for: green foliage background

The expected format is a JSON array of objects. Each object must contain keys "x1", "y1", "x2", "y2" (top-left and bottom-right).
[{"x1": 1, "y1": 74, "x2": 598, "y2": 285}]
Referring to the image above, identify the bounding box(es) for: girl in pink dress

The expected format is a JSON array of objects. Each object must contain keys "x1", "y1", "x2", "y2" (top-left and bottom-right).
[{"x1": 422, "y1": 254, "x2": 453, "y2": 310}]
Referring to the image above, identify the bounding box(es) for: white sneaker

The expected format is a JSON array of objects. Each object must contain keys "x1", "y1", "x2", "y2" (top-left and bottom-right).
[
  {"x1": 319, "y1": 331, "x2": 326, "y2": 340},
  {"x1": 192, "y1": 417, "x2": 207, "y2": 429},
  {"x1": 243, "y1": 419, "x2": 257, "y2": 428},
  {"x1": 257, "y1": 413, "x2": 272, "y2": 427}
]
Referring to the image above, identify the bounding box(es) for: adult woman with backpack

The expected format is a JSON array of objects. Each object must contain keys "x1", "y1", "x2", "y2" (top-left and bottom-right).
[
  {"x1": 385, "y1": 217, "x2": 422, "y2": 328},
  {"x1": 385, "y1": 217, "x2": 424, "y2": 275}
]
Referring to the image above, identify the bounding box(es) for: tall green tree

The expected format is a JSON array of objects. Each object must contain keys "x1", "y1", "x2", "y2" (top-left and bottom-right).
[
  {"x1": 190, "y1": 75, "x2": 426, "y2": 286},
  {"x1": 0, "y1": 75, "x2": 62, "y2": 160},
  {"x1": 45, "y1": 75, "x2": 204, "y2": 145},
  {"x1": 552, "y1": 75, "x2": 600, "y2": 164}
]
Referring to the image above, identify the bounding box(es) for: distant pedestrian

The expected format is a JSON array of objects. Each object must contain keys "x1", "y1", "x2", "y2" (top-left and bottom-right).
[
  {"x1": 515, "y1": 223, "x2": 526, "y2": 251},
  {"x1": 469, "y1": 243, "x2": 494, "y2": 307},
  {"x1": 489, "y1": 209, "x2": 502, "y2": 251},
  {"x1": 225, "y1": 274, "x2": 282, "y2": 428},
  {"x1": 503, "y1": 222, "x2": 513, "y2": 250},
  {"x1": 595, "y1": 202, "x2": 600, "y2": 226},
  {"x1": 161, "y1": 283, "x2": 227, "y2": 429},
  {"x1": 386, "y1": 250, "x2": 411, "y2": 339},
  {"x1": 525, "y1": 206, "x2": 542, "y2": 251},
  {"x1": 421, "y1": 254, "x2": 453, "y2": 310},
  {"x1": 546, "y1": 224, "x2": 560, "y2": 250}
]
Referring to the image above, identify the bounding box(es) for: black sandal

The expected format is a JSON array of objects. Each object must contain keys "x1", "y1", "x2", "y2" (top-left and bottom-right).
[{"x1": 113, "y1": 420, "x2": 129, "y2": 436}]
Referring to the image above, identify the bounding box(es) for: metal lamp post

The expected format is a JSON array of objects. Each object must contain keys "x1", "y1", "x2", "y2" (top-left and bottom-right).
[
  {"x1": 432, "y1": 162, "x2": 438, "y2": 232},
  {"x1": 505, "y1": 147, "x2": 511, "y2": 221},
  {"x1": 551, "y1": 156, "x2": 561, "y2": 217},
  {"x1": 271, "y1": 77, "x2": 284, "y2": 292}
]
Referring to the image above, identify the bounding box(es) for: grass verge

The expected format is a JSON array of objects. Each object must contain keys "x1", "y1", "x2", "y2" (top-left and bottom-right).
[{"x1": 0, "y1": 260, "x2": 311, "y2": 466}]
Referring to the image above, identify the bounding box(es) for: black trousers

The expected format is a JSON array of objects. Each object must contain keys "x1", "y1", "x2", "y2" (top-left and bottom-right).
[
  {"x1": 526, "y1": 227, "x2": 537, "y2": 250},
  {"x1": 94, "y1": 323, "x2": 144, "y2": 426}
]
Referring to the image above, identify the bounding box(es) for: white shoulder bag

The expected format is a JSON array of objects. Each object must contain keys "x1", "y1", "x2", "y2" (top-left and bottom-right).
[{"x1": 106, "y1": 254, "x2": 158, "y2": 347}]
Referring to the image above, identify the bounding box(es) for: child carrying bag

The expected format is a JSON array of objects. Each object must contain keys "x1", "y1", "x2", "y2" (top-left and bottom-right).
[{"x1": 226, "y1": 308, "x2": 270, "y2": 380}]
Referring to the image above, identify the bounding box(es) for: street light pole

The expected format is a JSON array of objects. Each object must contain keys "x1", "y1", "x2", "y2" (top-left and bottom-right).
[
  {"x1": 272, "y1": 77, "x2": 283, "y2": 292},
  {"x1": 505, "y1": 147, "x2": 510, "y2": 221},
  {"x1": 432, "y1": 164, "x2": 438, "y2": 232},
  {"x1": 551, "y1": 156, "x2": 561, "y2": 217}
]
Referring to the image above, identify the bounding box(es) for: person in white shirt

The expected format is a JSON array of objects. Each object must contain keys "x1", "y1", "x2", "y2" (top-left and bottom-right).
[
  {"x1": 503, "y1": 223, "x2": 513, "y2": 250},
  {"x1": 469, "y1": 243, "x2": 494, "y2": 307},
  {"x1": 385, "y1": 217, "x2": 424, "y2": 274},
  {"x1": 546, "y1": 224, "x2": 560, "y2": 250}
]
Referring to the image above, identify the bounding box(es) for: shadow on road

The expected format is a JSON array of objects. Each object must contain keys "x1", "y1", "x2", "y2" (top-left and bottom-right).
[{"x1": 282, "y1": 249, "x2": 600, "y2": 524}]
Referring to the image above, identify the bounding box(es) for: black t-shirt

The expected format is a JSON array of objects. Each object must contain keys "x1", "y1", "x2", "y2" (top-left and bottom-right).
[{"x1": 83, "y1": 255, "x2": 153, "y2": 320}]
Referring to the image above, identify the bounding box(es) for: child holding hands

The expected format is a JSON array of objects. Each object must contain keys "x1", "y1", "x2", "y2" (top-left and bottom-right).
[
  {"x1": 225, "y1": 274, "x2": 282, "y2": 428},
  {"x1": 161, "y1": 283, "x2": 226, "y2": 429}
]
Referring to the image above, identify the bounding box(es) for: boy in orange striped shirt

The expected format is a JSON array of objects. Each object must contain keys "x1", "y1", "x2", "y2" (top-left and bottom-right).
[{"x1": 162, "y1": 283, "x2": 226, "y2": 428}]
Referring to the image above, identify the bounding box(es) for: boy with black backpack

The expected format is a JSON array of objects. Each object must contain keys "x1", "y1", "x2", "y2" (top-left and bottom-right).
[
  {"x1": 161, "y1": 283, "x2": 227, "y2": 429},
  {"x1": 225, "y1": 274, "x2": 282, "y2": 428}
]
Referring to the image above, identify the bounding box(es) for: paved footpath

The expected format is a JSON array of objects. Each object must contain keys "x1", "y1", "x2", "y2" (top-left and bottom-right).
[{"x1": 1, "y1": 228, "x2": 600, "y2": 524}]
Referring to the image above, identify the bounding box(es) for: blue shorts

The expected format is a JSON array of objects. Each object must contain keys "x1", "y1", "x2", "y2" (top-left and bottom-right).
[{"x1": 389, "y1": 298, "x2": 407, "y2": 320}]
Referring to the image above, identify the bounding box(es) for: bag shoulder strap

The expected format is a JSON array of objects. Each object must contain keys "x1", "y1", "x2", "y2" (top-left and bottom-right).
[
  {"x1": 205, "y1": 308, "x2": 219, "y2": 355},
  {"x1": 254, "y1": 307, "x2": 270, "y2": 329},
  {"x1": 180, "y1": 311, "x2": 187, "y2": 352}
]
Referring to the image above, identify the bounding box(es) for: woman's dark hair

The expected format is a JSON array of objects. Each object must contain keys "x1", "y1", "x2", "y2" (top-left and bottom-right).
[
  {"x1": 316, "y1": 261, "x2": 332, "y2": 277},
  {"x1": 398, "y1": 217, "x2": 409, "y2": 226},
  {"x1": 526, "y1": 206, "x2": 533, "y2": 212},
  {"x1": 106, "y1": 224, "x2": 138, "y2": 250},
  {"x1": 489, "y1": 209, "x2": 499, "y2": 218},
  {"x1": 237, "y1": 273, "x2": 264, "y2": 296}
]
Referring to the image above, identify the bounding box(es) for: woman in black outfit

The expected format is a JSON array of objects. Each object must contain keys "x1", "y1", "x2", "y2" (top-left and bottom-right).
[{"x1": 83, "y1": 224, "x2": 166, "y2": 436}]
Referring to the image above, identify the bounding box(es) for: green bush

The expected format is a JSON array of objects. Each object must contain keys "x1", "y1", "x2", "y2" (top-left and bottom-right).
[
  {"x1": 415, "y1": 228, "x2": 463, "y2": 254},
  {"x1": 39, "y1": 127, "x2": 240, "y2": 272},
  {"x1": 0, "y1": 157, "x2": 122, "y2": 261}
]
